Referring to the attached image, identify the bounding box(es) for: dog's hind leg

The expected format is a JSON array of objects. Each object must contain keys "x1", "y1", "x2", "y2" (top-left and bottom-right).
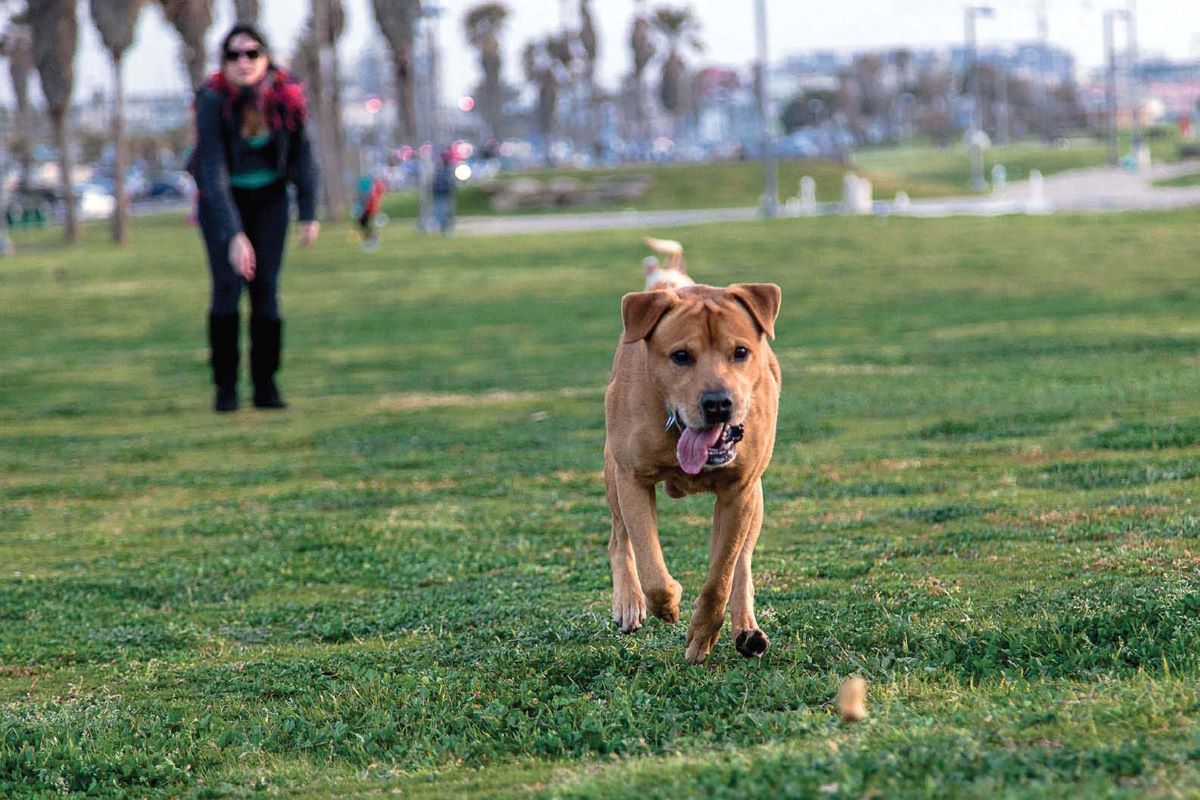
[
  {"x1": 729, "y1": 479, "x2": 769, "y2": 659},
  {"x1": 608, "y1": 463, "x2": 682, "y2": 630}
]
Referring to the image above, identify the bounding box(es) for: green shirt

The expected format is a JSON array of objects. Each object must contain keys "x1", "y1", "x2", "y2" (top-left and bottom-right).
[{"x1": 229, "y1": 133, "x2": 280, "y2": 189}]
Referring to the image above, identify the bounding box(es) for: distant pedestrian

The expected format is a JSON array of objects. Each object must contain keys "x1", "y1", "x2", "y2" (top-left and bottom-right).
[
  {"x1": 356, "y1": 173, "x2": 386, "y2": 251},
  {"x1": 191, "y1": 23, "x2": 319, "y2": 412},
  {"x1": 432, "y1": 149, "x2": 456, "y2": 234}
]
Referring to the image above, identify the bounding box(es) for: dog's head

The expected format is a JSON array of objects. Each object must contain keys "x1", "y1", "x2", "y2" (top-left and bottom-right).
[{"x1": 620, "y1": 283, "x2": 781, "y2": 473}]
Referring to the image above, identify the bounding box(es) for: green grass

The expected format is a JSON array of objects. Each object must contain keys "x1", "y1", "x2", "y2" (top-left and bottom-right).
[
  {"x1": 4, "y1": 208, "x2": 1200, "y2": 797},
  {"x1": 855, "y1": 132, "x2": 1183, "y2": 191},
  {"x1": 383, "y1": 160, "x2": 931, "y2": 219},
  {"x1": 384, "y1": 133, "x2": 1187, "y2": 220},
  {"x1": 1154, "y1": 172, "x2": 1200, "y2": 188}
]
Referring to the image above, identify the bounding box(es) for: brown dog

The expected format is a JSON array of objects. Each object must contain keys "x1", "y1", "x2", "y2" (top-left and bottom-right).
[
  {"x1": 642, "y1": 236, "x2": 695, "y2": 292},
  {"x1": 603, "y1": 282, "x2": 782, "y2": 664}
]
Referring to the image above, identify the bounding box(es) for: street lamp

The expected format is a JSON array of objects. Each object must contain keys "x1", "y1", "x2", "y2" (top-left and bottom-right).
[
  {"x1": 754, "y1": 0, "x2": 778, "y2": 217},
  {"x1": 1126, "y1": 0, "x2": 1143, "y2": 166},
  {"x1": 1104, "y1": 9, "x2": 1126, "y2": 166},
  {"x1": 964, "y1": 5, "x2": 994, "y2": 192},
  {"x1": 415, "y1": 4, "x2": 444, "y2": 233}
]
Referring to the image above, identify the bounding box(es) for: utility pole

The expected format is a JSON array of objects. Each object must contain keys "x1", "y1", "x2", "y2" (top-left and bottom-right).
[
  {"x1": 413, "y1": 5, "x2": 445, "y2": 232},
  {"x1": 965, "y1": 6, "x2": 995, "y2": 192},
  {"x1": 997, "y1": 65, "x2": 1009, "y2": 145},
  {"x1": 1127, "y1": 0, "x2": 1143, "y2": 167},
  {"x1": 1104, "y1": 7, "x2": 1130, "y2": 168},
  {"x1": 1036, "y1": 0, "x2": 1052, "y2": 141},
  {"x1": 1104, "y1": 9, "x2": 1119, "y2": 166},
  {"x1": 754, "y1": 0, "x2": 778, "y2": 217}
]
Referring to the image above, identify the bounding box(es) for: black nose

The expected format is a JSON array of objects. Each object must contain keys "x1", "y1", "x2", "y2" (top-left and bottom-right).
[{"x1": 700, "y1": 390, "x2": 733, "y2": 425}]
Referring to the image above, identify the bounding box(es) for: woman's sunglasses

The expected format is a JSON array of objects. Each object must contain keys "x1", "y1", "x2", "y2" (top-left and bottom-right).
[{"x1": 224, "y1": 48, "x2": 263, "y2": 62}]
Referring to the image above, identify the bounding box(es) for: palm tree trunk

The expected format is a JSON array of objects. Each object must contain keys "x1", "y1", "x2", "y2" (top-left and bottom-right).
[
  {"x1": 111, "y1": 55, "x2": 129, "y2": 244},
  {"x1": 485, "y1": 71, "x2": 501, "y2": 140},
  {"x1": 232, "y1": 0, "x2": 259, "y2": 23},
  {"x1": 313, "y1": 0, "x2": 347, "y2": 218},
  {"x1": 52, "y1": 109, "x2": 79, "y2": 243},
  {"x1": 395, "y1": 52, "x2": 416, "y2": 142}
]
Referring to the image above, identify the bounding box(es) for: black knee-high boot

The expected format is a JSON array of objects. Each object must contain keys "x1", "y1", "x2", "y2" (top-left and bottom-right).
[
  {"x1": 250, "y1": 316, "x2": 286, "y2": 409},
  {"x1": 208, "y1": 313, "x2": 240, "y2": 412}
]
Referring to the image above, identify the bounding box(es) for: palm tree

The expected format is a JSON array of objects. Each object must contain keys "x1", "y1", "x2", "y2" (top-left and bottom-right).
[
  {"x1": 578, "y1": 0, "x2": 599, "y2": 151},
  {"x1": 0, "y1": 14, "x2": 27, "y2": 256},
  {"x1": 89, "y1": 0, "x2": 144, "y2": 244},
  {"x1": 0, "y1": 17, "x2": 33, "y2": 188},
  {"x1": 628, "y1": 3, "x2": 655, "y2": 143},
  {"x1": 521, "y1": 35, "x2": 557, "y2": 151},
  {"x1": 157, "y1": 0, "x2": 212, "y2": 90},
  {"x1": 231, "y1": 0, "x2": 257, "y2": 23},
  {"x1": 651, "y1": 5, "x2": 702, "y2": 136},
  {"x1": 28, "y1": 0, "x2": 80, "y2": 243},
  {"x1": 310, "y1": 0, "x2": 348, "y2": 218},
  {"x1": 371, "y1": 0, "x2": 420, "y2": 143},
  {"x1": 463, "y1": 2, "x2": 508, "y2": 141}
]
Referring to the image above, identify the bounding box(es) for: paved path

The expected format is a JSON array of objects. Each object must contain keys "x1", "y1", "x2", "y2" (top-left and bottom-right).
[
  {"x1": 454, "y1": 160, "x2": 1200, "y2": 236},
  {"x1": 933, "y1": 160, "x2": 1200, "y2": 214},
  {"x1": 454, "y1": 205, "x2": 762, "y2": 236}
]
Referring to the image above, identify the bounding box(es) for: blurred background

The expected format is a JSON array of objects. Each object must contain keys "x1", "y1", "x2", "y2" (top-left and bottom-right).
[{"x1": 0, "y1": 0, "x2": 1197, "y2": 241}]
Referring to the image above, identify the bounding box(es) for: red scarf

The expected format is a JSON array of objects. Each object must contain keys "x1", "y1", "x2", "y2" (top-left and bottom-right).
[{"x1": 202, "y1": 67, "x2": 308, "y2": 132}]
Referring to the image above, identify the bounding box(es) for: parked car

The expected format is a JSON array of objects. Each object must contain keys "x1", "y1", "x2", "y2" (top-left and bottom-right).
[
  {"x1": 147, "y1": 171, "x2": 193, "y2": 199},
  {"x1": 76, "y1": 183, "x2": 116, "y2": 220}
]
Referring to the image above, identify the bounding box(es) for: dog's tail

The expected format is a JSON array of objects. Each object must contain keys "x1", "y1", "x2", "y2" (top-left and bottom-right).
[{"x1": 644, "y1": 236, "x2": 686, "y2": 273}]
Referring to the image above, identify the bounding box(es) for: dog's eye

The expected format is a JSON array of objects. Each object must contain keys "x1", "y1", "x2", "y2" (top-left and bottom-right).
[
  {"x1": 733, "y1": 346, "x2": 750, "y2": 362},
  {"x1": 670, "y1": 350, "x2": 693, "y2": 366}
]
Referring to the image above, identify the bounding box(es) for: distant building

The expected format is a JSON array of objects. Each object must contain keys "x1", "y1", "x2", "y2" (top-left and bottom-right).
[
  {"x1": 947, "y1": 42, "x2": 1076, "y2": 85},
  {"x1": 1083, "y1": 57, "x2": 1200, "y2": 121},
  {"x1": 77, "y1": 93, "x2": 191, "y2": 135}
]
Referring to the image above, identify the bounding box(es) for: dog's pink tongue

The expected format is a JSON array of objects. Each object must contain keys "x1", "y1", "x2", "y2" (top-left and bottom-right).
[{"x1": 677, "y1": 426, "x2": 723, "y2": 475}]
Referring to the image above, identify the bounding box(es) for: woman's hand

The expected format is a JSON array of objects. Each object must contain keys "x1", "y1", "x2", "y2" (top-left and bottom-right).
[
  {"x1": 228, "y1": 232, "x2": 256, "y2": 281},
  {"x1": 297, "y1": 221, "x2": 320, "y2": 249}
]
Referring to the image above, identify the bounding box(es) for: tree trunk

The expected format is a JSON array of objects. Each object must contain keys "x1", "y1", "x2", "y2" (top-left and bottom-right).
[
  {"x1": 111, "y1": 55, "x2": 130, "y2": 244},
  {"x1": 10, "y1": 67, "x2": 33, "y2": 188},
  {"x1": 52, "y1": 109, "x2": 79, "y2": 243},
  {"x1": 395, "y1": 53, "x2": 416, "y2": 142},
  {"x1": 232, "y1": 0, "x2": 259, "y2": 23},
  {"x1": 314, "y1": 0, "x2": 347, "y2": 218},
  {"x1": 0, "y1": 151, "x2": 11, "y2": 255}
]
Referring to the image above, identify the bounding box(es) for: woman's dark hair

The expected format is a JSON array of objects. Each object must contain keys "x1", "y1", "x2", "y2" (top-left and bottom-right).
[{"x1": 220, "y1": 23, "x2": 270, "y2": 58}]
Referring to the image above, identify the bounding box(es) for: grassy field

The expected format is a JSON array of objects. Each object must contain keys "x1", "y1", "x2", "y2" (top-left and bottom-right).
[
  {"x1": 4, "y1": 209, "x2": 1200, "y2": 798},
  {"x1": 853, "y1": 132, "x2": 1183, "y2": 191},
  {"x1": 383, "y1": 133, "x2": 1186, "y2": 219},
  {"x1": 1155, "y1": 172, "x2": 1200, "y2": 188}
]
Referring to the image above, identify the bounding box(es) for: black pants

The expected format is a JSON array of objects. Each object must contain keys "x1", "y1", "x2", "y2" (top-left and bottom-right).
[{"x1": 200, "y1": 182, "x2": 289, "y2": 319}]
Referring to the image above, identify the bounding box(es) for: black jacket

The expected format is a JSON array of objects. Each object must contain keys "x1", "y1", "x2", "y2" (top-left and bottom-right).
[{"x1": 193, "y1": 85, "x2": 318, "y2": 243}]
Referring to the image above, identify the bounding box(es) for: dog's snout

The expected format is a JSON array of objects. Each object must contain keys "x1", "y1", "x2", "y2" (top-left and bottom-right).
[{"x1": 700, "y1": 390, "x2": 733, "y2": 425}]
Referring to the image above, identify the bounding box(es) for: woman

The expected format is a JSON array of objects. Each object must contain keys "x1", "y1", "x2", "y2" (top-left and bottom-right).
[{"x1": 193, "y1": 23, "x2": 319, "y2": 412}]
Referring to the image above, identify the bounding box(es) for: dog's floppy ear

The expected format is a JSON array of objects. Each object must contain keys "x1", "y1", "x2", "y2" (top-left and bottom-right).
[
  {"x1": 621, "y1": 290, "x2": 677, "y2": 343},
  {"x1": 728, "y1": 283, "x2": 781, "y2": 340}
]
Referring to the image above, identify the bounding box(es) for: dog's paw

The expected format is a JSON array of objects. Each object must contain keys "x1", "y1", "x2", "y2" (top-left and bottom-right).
[
  {"x1": 645, "y1": 579, "x2": 683, "y2": 624},
  {"x1": 734, "y1": 628, "x2": 770, "y2": 658},
  {"x1": 612, "y1": 588, "x2": 647, "y2": 634},
  {"x1": 685, "y1": 616, "x2": 724, "y2": 665}
]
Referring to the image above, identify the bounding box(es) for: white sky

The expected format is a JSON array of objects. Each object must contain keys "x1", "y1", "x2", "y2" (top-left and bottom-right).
[{"x1": 11, "y1": 0, "x2": 1200, "y2": 106}]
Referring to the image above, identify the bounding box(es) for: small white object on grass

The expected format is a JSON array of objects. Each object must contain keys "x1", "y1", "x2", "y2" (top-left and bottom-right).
[{"x1": 836, "y1": 676, "x2": 868, "y2": 723}]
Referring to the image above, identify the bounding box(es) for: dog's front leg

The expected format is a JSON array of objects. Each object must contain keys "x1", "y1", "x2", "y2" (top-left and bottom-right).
[
  {"x1": 685, "y1": 483, "x2": 757, "y2": 664},
  {"x1": 607, "y1": 463, "x2": 682, "y2": 632},
  {"x1": 728, "y1": 479, "x2": 769, "y2": 658}
]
